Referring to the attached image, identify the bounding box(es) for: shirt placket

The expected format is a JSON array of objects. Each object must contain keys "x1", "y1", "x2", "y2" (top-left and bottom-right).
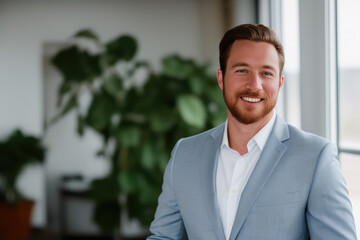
[{"x1": 225, "y1": 154, "x2": 245, "y2": 238}]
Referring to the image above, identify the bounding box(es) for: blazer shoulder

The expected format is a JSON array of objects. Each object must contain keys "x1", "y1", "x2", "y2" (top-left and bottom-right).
[
  {"x1": 273, "y1": 116, "x2": 331, "y2": 150},
  {"x1": 178, "y1": 123, "x2": 225, "y2": 146},
  {"x1": 170, "y1": 123, "x2": 224, "y2": 164},
  {"x1": 286, "y1": 124, "x2": 334, "y2": 152}
]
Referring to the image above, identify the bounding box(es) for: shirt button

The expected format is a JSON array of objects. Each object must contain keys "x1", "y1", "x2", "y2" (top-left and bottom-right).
[
  {"x1": 232, "y1": 189, "x2": 237, "y2": 194},
  {"x1": 228, "y1": 222, "x2": 233, "y2": 227}
]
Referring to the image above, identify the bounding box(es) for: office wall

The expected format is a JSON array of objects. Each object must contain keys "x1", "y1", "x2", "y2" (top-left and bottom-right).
[{"x1": 0, "y1": 0, "x2": 224, "y2": 230}]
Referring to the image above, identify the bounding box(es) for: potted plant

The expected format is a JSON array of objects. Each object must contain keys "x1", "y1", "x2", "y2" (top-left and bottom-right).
[
  {"x1": 0, "y1": 129, "x2": 46, "y2": 240},
  {"x1": 50, "y1": 29, "x2": 226, "y2": 239}
]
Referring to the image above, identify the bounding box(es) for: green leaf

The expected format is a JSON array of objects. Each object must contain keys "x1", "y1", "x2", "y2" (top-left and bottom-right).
[
  {"x1": 149, "y1": 109, "x2": 176, "y2": 133},
  {"x1": 211, "y1": 104, "x2": 227, "y2": 127},
  {"x1": 206, "y1": 85, "x2": 224, "y2": 105},
  {"x1": 117, "y1": 171, "x2": 141, "y2": 194},
  {"x1": 93, "y1": 201, "x2": 120, "y2": 233},
  {"x1": 138, "y1": 181, "x2": 161, "y2": 205},
  {"x1": 115, "y1": 126, "x2": 141, "y2": 147},
  {"x1": 90, "y1": 176, "x2": 119, "y2": 202},
  {"x1": 51, "y1": 46, "x2": 101, "y2": 82},
  {"x1": 86, "y1": 93, "x2": 117, "y2": 131},
  {"x1": 127, "y1": 192, "x2": 158, "y2": 227},
  {"x1": 176, "y1": 94, "x2": 206, "y2": 128},
  {"x1": 127, "y1": 61, "x2": 150, "y2": 77},
  {"x1": 189, "y1": 75, "x2": 204, "y2": 95},
  {"x1": 141, "y1": 142, "x2": 157, "y2": 170},
  {"x1": 127, "y1": 176, "x2": 161, "y2": 226},
  {"x1": 73, "y1": 29, "x2": 99, "y2": 41},
  {"x1": 103, "y1": 74, "x2": 123, "y2": 97},
  {"x1": 162, "y1": 55, "x2": 195, "y2": 79},
  {"x1": 104, "y1": 35, "x2": 137, "y2": 65},
  {"x1": 158, "y1": 151, "x2": 169, "y2": 172}
]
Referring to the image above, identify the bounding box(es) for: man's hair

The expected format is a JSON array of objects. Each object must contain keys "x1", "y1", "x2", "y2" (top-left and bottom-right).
[{"x1": 219, "y1": 24, "x2": 285, "y2": 75}]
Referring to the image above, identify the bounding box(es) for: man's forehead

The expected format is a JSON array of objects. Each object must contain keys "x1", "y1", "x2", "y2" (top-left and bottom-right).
[
  {"x1": 229, "y1": 40, "x2": 278, "y2": 56},
  {"x1": 227, "y1": 40, "x2": 280, "y2": 71}
]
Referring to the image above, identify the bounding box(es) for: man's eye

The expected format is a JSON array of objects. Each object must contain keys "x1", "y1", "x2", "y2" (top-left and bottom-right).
[
  {"x1": 237, "y1": 69, "x2": 247, "y2": 73},
  {"x1": 264, "y1": 72, "x2": 273, "y2": 76}
]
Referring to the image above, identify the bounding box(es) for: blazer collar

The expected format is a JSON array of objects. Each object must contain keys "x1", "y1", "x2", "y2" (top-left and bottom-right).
[
  {"x1": 229, "y1": 116, "x2": 289, "y2": 240},
  {"x1": 201, "y1": 123, "x2": 226, "y2": 240}
]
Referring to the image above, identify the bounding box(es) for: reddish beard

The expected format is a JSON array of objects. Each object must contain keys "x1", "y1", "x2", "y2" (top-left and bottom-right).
[{"x1": 222, "y1": 83, "x2": 276, "y2": 125}]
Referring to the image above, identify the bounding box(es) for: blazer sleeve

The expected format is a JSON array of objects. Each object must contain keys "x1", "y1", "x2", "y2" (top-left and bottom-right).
[
  {"x1": 147, "y1": 139, "x2": 188, "y2": 240},
  {"x1": 306, "y1": 142, "x2": 357, "y2": 239}
]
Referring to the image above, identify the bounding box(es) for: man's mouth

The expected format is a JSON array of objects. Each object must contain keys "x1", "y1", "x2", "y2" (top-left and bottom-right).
[{"x1": 241, "y1": 97, "x2": 262, "y2": 103}]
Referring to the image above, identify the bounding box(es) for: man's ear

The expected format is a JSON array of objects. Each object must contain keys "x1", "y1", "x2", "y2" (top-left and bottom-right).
[
  {"x1": 279, "y1": 75, "x2": 284, "y2": 90},
  {"x1": 217, "y1": 69, "x2": 224, "y2": 91}
]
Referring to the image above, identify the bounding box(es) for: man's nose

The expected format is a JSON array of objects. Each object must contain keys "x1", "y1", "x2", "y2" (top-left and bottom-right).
[{"x1": 245, "y1": 73, "x2": 262, "y2": 92}]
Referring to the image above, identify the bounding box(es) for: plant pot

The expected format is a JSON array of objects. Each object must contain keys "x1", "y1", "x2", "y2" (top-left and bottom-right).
[{"x1": 0, "y1": 199, "x2": 34, "y2": 240}]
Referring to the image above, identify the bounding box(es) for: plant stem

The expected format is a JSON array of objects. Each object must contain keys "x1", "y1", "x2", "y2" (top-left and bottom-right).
[{"x1": 119, "y1": 146, "x2": 128, "y2": 171}]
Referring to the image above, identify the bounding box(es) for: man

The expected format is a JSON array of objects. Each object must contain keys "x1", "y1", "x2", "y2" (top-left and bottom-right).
[{"x1": 147, "y1": 24, "x2": 356, "y2": 239}]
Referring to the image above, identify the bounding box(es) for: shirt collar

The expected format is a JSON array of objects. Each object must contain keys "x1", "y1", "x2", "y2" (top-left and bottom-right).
[{"x1": 221, "y1": 111, "x2": 277, "y2": 152}]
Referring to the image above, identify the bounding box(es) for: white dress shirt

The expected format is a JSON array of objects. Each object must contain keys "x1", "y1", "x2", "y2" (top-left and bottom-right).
[{"x1": 216, "y1": 112, "x2": 276, "y2": 239}]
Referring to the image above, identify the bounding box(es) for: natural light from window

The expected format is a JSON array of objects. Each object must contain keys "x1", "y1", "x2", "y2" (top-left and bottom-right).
[
  {"x1": 281, "y1": 0, "x2": 301, "y2": 128},
  {"x1": 337, "y1": 0, "x2": 360, "y2": 234}
]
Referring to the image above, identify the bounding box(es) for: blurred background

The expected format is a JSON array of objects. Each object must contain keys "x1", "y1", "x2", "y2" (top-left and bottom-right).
[{"x1": 0, "y1": 0, "x2": 359, "y2": 239}]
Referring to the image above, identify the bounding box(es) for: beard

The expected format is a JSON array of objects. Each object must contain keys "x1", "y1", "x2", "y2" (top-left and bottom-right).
[{"x1": 222, "y1": 81, "x2": 277, "y2": 125}]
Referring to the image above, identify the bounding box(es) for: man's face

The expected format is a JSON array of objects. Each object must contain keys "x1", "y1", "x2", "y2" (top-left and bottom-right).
[{"x1": 217, "y1": 40, "x2": 284, "y2": 125}]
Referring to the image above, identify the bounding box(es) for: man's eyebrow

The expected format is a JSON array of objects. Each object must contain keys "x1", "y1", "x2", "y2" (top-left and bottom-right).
[
  {"x1": 231, "y1": 63, "x2": 249, "y2": 69},
  {"x1": 262, "y1": 65, "x2": 277, "y2": 72},
  {"x1": 230, "y1": 63, "x2": 277, "y2": 72}
]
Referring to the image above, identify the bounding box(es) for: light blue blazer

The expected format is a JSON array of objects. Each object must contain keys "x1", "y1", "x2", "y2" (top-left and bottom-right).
[{"x1": 148, "y1": 116, "x2": 357, "y2": 239}]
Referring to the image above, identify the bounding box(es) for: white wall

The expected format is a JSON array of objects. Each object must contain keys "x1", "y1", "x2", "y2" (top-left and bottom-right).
[
  {"x1": 232, "y1": 0, "x2": 257, "y2": 25},
  {"x1": 0, "y1": 0, "x2": 224, "y2": 230}
]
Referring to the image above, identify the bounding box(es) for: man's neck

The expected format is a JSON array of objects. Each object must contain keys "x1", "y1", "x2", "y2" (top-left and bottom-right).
[{"x1": 227, "y1": 110, "x2": 274, "y2": 155}]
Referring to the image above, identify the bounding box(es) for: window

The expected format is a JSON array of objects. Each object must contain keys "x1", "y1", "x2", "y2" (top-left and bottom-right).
[
  {"x1": 281, "y1": 0, "x2": 301, "y2": 128},
  {"x1": 337, "y1": 0, "x2": 360, "y2": 233},
  {"x1": 337, "y1": 0, "x2": 360, "y2": 151}
]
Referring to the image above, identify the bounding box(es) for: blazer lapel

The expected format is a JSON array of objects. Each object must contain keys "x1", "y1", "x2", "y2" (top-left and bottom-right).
[
  {"x1": 229, "y1": 117, "x2": 289, "y2": 240},
  {"x1": 199, "y1": 123, "x2": 226, "y2": 240}
]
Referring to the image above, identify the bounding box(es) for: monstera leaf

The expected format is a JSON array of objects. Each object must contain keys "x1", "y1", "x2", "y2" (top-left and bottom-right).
[
  {"x1": 176, "y1": 94, "x2": 207, "y2": 129},
  {"x1": 103, "y1": 35, "x2": 137, "y2": 65},
  {"x1": 162, "y1": 55, "x2": 196, "y2": 79},
  {"x1": 73, "y1": 29, "x2": 99, "y2": 41},
  {"x1": 51, "y1": 46, "x2": 101, "y2": 82},
  {"x1": 86, "y1": 93, "x2": 117, "y2": 132}
]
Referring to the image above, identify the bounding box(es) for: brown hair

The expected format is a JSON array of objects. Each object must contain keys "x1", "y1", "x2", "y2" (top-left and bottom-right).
[{"x1": 219, "y1": 24, "x2": 285, "y2": 75}]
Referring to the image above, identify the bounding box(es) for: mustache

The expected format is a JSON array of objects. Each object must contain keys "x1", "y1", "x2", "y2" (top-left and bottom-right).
[{"x1": 235, "y1": 90, "x2": 264, "y2": 99}]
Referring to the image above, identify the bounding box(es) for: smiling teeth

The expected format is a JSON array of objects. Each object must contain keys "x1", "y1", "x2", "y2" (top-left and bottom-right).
[{"x1": 242, "y1": 97, "x2": 261, "y2": 103}]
